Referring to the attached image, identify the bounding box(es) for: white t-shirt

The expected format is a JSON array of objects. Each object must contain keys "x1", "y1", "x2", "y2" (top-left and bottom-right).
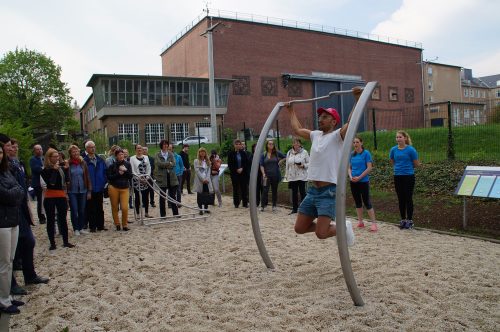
[{"x1": 307, "y1": 129, "x2": 343, "y2": 184}]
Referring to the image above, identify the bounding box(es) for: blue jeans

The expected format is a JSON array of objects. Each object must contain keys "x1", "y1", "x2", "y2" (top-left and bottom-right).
[{"x1": 68, "y1": 192, "x2": 87, "y2": 231}]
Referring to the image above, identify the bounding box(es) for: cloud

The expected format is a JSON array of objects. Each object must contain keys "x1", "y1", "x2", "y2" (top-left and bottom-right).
[{"x1": 371, "y1": 0, "x2": 500, "y2": 75}]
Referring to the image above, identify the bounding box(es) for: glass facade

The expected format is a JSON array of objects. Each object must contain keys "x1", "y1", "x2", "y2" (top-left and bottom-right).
[{"x1": 98, "y1": 78, "x2": 229, "y2": 109}]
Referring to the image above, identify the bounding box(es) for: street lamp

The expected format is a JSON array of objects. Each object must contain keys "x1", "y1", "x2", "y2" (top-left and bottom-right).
[{"x1": 201, "y1": 21, "x2": 221, "y2": 144}]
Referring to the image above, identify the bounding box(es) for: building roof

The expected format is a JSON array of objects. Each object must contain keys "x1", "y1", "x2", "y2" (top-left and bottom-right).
[
  {"x1": 86, "y1": 73, "x2": 234, "y2": 87},
  {"x1": 478, "y1": 74, "x2": 500, "y2": 88},
  {"x1": 426, "y1": 61, "x2": 462, "y2": 69},
  {"x1": 161, "y1": 9, "x2": 422, "y2": 55}
]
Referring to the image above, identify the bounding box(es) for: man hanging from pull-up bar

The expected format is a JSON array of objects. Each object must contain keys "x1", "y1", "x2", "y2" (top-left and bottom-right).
[{"x1": 285, "y1": 87, "x2": 362, "y2": 245}]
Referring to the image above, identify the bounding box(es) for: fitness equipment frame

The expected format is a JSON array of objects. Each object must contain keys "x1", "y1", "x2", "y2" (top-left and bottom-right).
[{"x1": 248, "y1": 81, "x2": 377, "y2": 306}]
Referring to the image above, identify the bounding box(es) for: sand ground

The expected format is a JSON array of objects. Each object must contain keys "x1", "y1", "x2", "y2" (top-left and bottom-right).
[{"x1": 7, "y1": 192, "x2": 500, "y2": 331}]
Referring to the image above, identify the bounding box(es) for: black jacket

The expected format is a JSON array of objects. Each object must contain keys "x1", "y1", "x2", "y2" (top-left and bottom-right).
[
  {"x1": 0, "y1": 171, "x2": 24, "y2": 228},
  {"x1": 106, "y1": 160, "x2": 133, "y2": 189},
  {"x1": 228, "y1": 149, "x2": 250, "y2": 178}
]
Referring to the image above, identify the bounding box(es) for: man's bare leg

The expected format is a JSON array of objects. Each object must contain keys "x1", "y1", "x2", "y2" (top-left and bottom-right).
[
  {"x1": 294, "y1": 213, "x2": 316, "y2": 234},
  {"x1": 315, "y1": 216, "x2": 337, "y2": 239}
]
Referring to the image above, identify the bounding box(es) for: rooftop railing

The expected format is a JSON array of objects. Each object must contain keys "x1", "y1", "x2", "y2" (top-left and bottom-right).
[{"x1": 162, "y1": 8, "x2": 422, "y2": 53}]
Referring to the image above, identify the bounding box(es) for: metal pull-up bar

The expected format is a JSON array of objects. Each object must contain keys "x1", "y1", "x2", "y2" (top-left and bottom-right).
[{"x1": 248, "y1": 81, "x2": 378, "y2": 306}]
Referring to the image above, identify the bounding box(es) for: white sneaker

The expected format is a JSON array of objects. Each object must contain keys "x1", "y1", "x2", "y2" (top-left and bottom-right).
[
  {"x1": 80, "y1": 229, "x2": 89, "y2": 235},
  {"x1": 74, "y1": 230, "x2": 80, "y2": 236},
  {"x1": 346, "y1": 220, "x2": 355, "y2": 247}
]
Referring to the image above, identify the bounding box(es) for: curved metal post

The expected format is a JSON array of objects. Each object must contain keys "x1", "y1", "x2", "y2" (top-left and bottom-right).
[
  {"x1": 249, "y1": 89, "x2": 358, "y2": 270},
  {"x1": 335, "y1": 81, "x2": 377, "y2": 306}
]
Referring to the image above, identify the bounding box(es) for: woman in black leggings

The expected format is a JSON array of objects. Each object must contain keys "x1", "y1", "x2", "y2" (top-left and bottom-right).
[{"x1": 389, "y1": 131, "x2": 420, "y2": 229}]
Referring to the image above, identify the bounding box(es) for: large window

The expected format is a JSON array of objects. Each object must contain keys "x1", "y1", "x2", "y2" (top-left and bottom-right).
[
  {"x1": 100, "y1": 79, "x2": 229, "y2": 108},
  {"x1": 145, "y1": 123, "x2": 165, "y2": 145},
  {"x1": 170, "y1": 123, "x2": 189, "y2": 143},
  {"x1": 118, "y1": 123, "x2": 139, "y2": 144}
]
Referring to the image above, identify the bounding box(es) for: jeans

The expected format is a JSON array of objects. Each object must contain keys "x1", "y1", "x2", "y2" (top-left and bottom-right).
[
  {"x1": 0, "y1": 226, "x2": 18, "y2": 308},
  {"x1": 17, "y1": 230, "x2": 36, "y2": 281},
  {"x1": 159, "y1": 186, "x2": 179, "y2": 217},
  {"x1": 261, "y1": 175, "x2": 279, "y2": 208},
  {"x1": 44, "y1": 197, "x2": 69, "y2": 246},
  {"x1": 86, "y1": 191, "x2": 105, "y2": 230},
  {"x1": 211, "y1": 175, "x2": 222, "y2": 206},
  {"x1": 289, "y1": 180, "x2": 306, "y2": 212},
  {"x1": 181, "y1": 169, "x2": 192, "y2": 193},
  {"x1": 33, "y1": 186, "x2": 45, "y2": 221},
  {"x1": 68, "y1": 192, "x2": 87, "y2": 231},
  {"x1": 231, "y1": 173, "x2": 248, "y2": 207},
  {"x1": 176, "y1": 175, "x2": 183, "y2": 202},
  {"x1": 134, "y1": 189, "x2": 149, "y2": 215}
]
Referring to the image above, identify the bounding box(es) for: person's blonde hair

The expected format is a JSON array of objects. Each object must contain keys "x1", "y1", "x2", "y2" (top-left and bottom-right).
[
  {"x1": 397, "y1": 130, "x2": 412, "y2": 145},
  {"x1": 68, "y1": 145, "x2": 82, "y2": 161},
  {"x1": 44, "y1": 148, "x2": 59, "y2": 168},
  {"x1": 108, "y1": 145, "x2": 119, "y2": 156},
  {"x1": 197, "y1": 147, "x2": 211, "y2": 165}
]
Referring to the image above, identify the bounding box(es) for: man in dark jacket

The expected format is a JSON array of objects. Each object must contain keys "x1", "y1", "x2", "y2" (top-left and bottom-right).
[
  {"x1": 29, "y1": 144, "x2": 45, "y2": 224},
  {"x1": 227, "y1": 139, "x2": 250, "y2": 208},
  {"x1": 83, "y1": 141, "x2": 108, "y2": 232}
]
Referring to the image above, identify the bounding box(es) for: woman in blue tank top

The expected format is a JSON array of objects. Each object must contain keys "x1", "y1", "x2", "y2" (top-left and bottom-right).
[
  {"x1": 349, "y1": 136, "x2": 377, "y2": 232},
  {"x1": 389, "y1": 131, "x2": 420, "y2": 229}
]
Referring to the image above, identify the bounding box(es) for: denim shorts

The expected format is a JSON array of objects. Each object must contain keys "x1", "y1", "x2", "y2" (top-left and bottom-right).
[{"x1": 298, "y1": 184, "x2": 336, "y2": 220}]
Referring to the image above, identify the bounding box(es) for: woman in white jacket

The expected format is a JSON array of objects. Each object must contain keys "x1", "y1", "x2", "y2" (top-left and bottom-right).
[
  {"x1": 285, "y1": 138, "x2": 309, "y2": 214},
  {"x1": 193, "y1": 148, "x2": 214, "y2": 215},
  {"x1": 129, "y1": 144, "x2": 152, "y2": 218}
]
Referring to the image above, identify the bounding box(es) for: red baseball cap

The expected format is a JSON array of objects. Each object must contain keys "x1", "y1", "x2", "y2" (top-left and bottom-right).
[{"x1": 317, "y1": 107, "x2": 341, "y2": 127}]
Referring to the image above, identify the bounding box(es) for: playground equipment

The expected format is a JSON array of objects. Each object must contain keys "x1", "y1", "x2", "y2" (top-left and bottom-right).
[
  {"x1": 131, "y1": 174, "x2": 209, "y2": 225},
  {"x1": 249, "y1": 81, "x2": 378, "y2": 306}
]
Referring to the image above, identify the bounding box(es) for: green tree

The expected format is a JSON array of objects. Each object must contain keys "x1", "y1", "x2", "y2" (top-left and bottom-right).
[
  {"x1": 0, "y1": 48, "x2": 73, "y2": 133},
  {"x1": 0, "y1": 120, "x2": 35, "y2": 168}
]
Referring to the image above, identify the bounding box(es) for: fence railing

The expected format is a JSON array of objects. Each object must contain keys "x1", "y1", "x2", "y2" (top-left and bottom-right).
[{"x1": 359, "y1": 105, "x2": 500, "y2": 163}]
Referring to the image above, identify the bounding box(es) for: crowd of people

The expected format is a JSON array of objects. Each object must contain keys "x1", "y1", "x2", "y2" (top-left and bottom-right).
[{"x1": 0, "y1": 90, "x2": 420, "y2": 314}]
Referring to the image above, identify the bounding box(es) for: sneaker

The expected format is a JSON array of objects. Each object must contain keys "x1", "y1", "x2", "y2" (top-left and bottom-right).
[
  {"x1": 63, "y1": 243, "x2": 75, "y2": 248},
  {"x1": 11, "y1": 300, "x2": 25, "y2": 307},
  {"x1": 399, "y1": 219, "x2": 407, "y2": 229},
  {"x1": 144, "y1": 214, "x2": 153, "y2": 218},
  {"x1": 260, "y1": 207, "x2": 264, "y2": 212},
  {"x1": 116, "y1": 225, "x2": 121, "y2": 231},
  {"x1": 357, "y1": 221, "x2": 365, "y2": 228},
  {"x1": 122, "y1": 227, "x2": 130, "y2": 231},
  {"x1": 346, "y1": 220, "x2": 355, "y2": 247},
  {"x1": 272, "y1": 206, "x2": 277, "y2": 212},
  {"x1": 405, "y1": 220, "x2": 414, "y2": 229},
  {"x1": 74, "y1": 230, "x2": 80, "y2": 236},
  {"x1": 0, "y1": 305, "x2": 20, "y2": 315},
  {"x1": 218, "y1": 203, "x2": 222, "y2": 208},
  {"x1": 25, "y1": 275, "x2": 50, "y2": 285},
  {"x1": 370, "y1": 223, "x2": 378, "y2": 232},
  {"x1": 80, "y1": 229, "x2": 89, "y2": 235},
  {"x1": 49, "y1": 244, "x2": 57, "y2": 251}
]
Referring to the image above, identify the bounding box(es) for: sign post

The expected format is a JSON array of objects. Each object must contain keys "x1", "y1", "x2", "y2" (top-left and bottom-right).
[{"x1": 455, "y1": 166, "x2": 500, "y2": 229}]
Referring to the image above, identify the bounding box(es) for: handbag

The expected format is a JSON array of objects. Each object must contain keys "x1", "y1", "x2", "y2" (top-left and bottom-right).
[{"x1": 197, "y1": 181, "x2": 215, "y2": 206}]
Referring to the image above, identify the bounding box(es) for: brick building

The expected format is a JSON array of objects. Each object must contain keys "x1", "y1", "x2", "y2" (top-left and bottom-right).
[
  {"x1": 81, "y1": 74, "x2": 231, "y2": 145},
  {"x1": 161, "y1": 11, "x2": 424, "y2": 136}
]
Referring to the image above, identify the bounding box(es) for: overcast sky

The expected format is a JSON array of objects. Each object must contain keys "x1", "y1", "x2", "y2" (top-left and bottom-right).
[{"x1": 1, "y1": 0, "x2": 498, "y2": 106}]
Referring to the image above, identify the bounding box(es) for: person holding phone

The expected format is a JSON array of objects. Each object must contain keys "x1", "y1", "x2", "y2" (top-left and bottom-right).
[{"x1": 285, "y1": 138, "x2": 309, "y2": 214}]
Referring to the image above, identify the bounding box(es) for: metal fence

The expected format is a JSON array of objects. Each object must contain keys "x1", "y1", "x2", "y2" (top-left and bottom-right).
[{"x1": 360, "y1": 103, "x2": 500, "y2": 163}]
